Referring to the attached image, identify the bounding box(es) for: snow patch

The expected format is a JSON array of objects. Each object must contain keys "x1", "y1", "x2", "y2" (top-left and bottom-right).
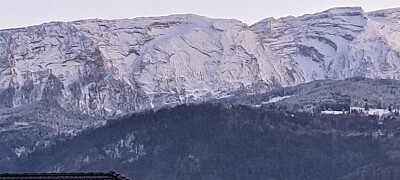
[
  {"x1": 262, "y1": 95, "x2": 294, "y2": 104},
  {"x1": 13, "y1": 122, "x2": 29, "y2": 126}
]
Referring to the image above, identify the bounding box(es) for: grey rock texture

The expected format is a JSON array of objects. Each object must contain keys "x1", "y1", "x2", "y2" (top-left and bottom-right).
[
  {"x1": 0, "y1": 15, "x2": 305, "y2": 161},
  {"x1": 1, "y1": 7, "x2": 400, "y2": 163},
  {"x1": 251, "y1": 7, "x2": 400, "y2": 81},
  {"x1": 2, "y1": 7, "x2": 400, "y2": 121},
  {"x1": 0, "y1": 15, "x2": 302, "y2": 119}
]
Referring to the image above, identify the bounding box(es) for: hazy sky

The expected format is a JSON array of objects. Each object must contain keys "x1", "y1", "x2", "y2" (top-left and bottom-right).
[{"x1": 1, "y1": 0, "x2": 400, "y2": 29}]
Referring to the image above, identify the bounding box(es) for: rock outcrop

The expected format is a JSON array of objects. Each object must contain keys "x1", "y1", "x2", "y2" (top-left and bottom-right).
[
  {"x1": 251, "y1": 7, "x2": 400, "y2": 81},
  {"x1": 0, "y1": 15, "x2": 302, "y2": 118}
]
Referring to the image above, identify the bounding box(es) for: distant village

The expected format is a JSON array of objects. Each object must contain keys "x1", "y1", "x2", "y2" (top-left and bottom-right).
[{"x1": 321, "y1": 105, "x2": 398, "y2": 121}]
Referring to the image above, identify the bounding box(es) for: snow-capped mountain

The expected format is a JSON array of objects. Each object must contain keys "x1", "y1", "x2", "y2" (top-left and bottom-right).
[
  {"x1": 2, "y1": 7, "x2": 400, "y2": 175},
  {"x1": 251, "y1": 7, "x2": 400, "y2": 81},
  {"x1": 0, "y1": 15, "x2": 302, "y2": 118},
  {"x1": 1, "y1": 7, "x2": 400, "y2": 122}
]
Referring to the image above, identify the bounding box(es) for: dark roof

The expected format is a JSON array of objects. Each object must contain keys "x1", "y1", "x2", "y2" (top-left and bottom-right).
[{"x1": 0, "y1": 171, "x2": 130, "y2": 180}]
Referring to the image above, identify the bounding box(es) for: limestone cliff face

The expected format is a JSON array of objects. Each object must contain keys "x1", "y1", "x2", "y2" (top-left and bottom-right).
[
  {"x1": 251, "y1": 7, "x2": 400, "y2": 81},
  {"x1": 2, "y1": 7, "x2": 400, "y2": 122},
  {"x1": 2, "y1": 7, "x2": 400, "y2": 167},
  {"x1": 0, "y1": 15, "x2": 302, "y2": 117}
]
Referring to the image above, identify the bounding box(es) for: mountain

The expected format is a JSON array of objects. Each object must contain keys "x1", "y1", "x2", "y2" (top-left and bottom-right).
[
  {"x1": 251, "y1": 7, "x2": 400, "y2": 81},
  {"x1": 1, "y1": 7, "x2": 400, "y2": 176},
  {"x1": 0, "y1": 15, "x2": 302, "y2": 119},
  {"x1": 0, "y1": 14, "x2": 303, "y2": 167},
  {"x1": 0, "y1": 15, "x2": 306, "y2": 158},
  {"x1": 1, "y1": 7, "x2": 400, "y2": 122}
]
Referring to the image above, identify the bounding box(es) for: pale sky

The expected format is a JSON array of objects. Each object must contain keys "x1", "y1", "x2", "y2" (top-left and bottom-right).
[{"x1": 1, "y1": 0, "x2": 400, "y2": 30}]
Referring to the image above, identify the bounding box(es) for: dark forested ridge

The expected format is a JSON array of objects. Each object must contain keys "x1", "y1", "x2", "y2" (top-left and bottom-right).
[{"x1": 5, "y1": 103, "x2": 400, "y2": 180}]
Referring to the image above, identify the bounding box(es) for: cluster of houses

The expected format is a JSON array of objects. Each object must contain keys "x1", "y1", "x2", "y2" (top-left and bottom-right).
[{"x1": 321, "y1": 106, "x2": 398, "y2": 121}]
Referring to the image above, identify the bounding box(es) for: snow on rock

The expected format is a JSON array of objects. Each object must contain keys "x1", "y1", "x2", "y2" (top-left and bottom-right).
[
  {"x1": 251, "y1": 7, "x2": 400, "y2": 82},
  {"x1": 348, "y1": 8, "x2": 400, "y2": 79},
  {"x1": 1, "y1": 8, "x2": 400, "y2": 161},
  {"x1": 1, "y1": 7, "x2": 400, "y2": 120},
  {"x1": 0, "y1": 15, "x2": 302, "y2": 118}
]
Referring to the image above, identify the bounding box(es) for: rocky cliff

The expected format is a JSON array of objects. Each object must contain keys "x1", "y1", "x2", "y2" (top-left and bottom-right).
[
  {"x1": 251, "y1": 7, "x2": 400, "y2": 81},
  {"x1": 1, "y1": 7, "x2": 400, "y2": 175},
  {"x1": 0, "y1": 15, "x2": 302, "y2": 119},
  {"x1": 2, "y1": 7, "x2": 400, "y2": 120}
]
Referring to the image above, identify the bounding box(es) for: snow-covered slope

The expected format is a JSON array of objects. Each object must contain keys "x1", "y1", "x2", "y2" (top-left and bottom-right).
[
  {"x1": 251, "y1": 7, "x2": 400, "y2": 81},
  {"x1": 0, "y1": 15, "x2": 302, "y2": 118},
  {"x1": 349, "y1": 8, "x2": 400, "y2": 79}
]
